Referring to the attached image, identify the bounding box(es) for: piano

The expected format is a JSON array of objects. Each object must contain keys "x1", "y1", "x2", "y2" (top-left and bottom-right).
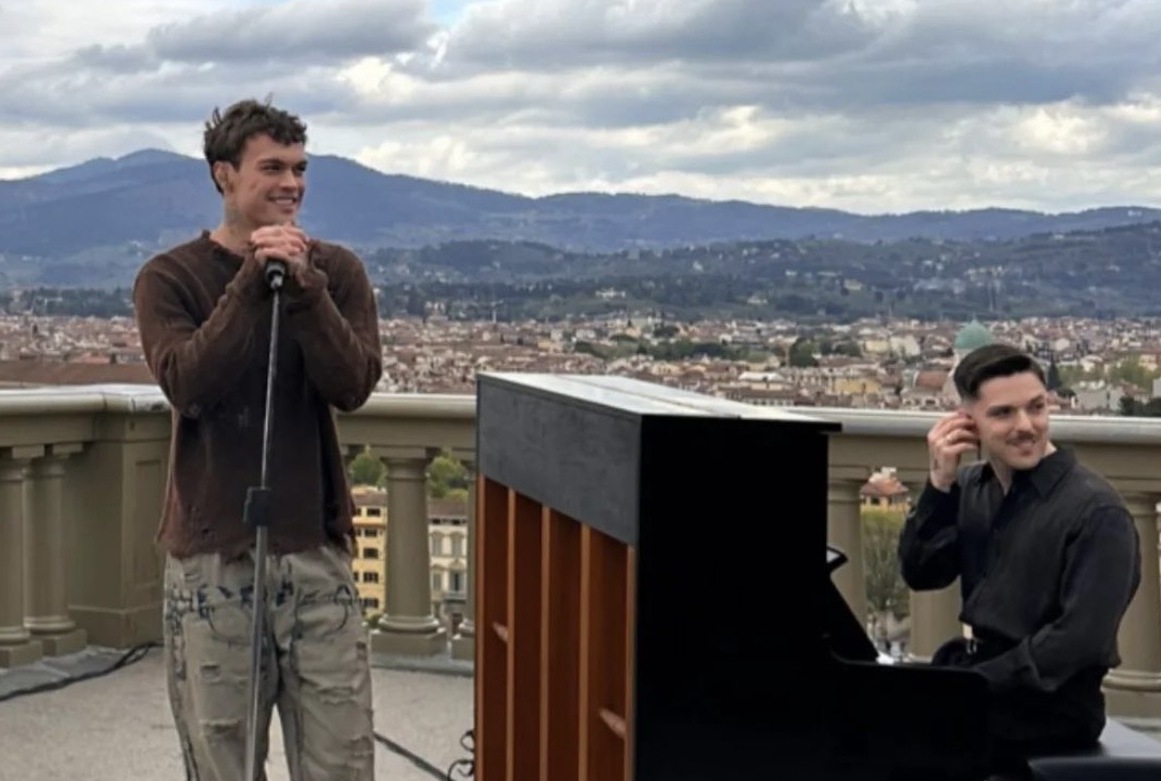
[{"x1": 472, "y1": 372, "x2": 1161, "y2": 781}]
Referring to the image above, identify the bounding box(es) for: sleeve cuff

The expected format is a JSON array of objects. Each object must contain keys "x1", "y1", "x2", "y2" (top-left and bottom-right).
[
  {"x1": 227, "y1": 256, "x2": 270, "y2": 304},
  {"x1": 285, "y1": 266, "x2": 330, "y2": 310},
  {"x1": 916, "y1": 478, "x2": 957, "y2": 512},
  {"x1": 973, "y1": 644, "x2": 1038, "y2": 694}
]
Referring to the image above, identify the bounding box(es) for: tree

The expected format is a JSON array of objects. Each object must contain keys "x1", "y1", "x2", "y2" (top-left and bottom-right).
[
  {"x1": 862, "y1": 507, "x2": 910, "y2": 648},
  {"x1": 348, "y1": 450, "x2": 385, "y2": 486},
  {"x1": 1046, "y1": 354, "x2": 1063, "y2": 391},
  {"x1": 1119, "y1": 395, "x2": 1140, "y2": 416},
  {"x1": 787, "y1": 337, "x2": 818, "y2": 367},
  {"x1": 428, "y1": 452, "x2": 470, "y2": 499}
]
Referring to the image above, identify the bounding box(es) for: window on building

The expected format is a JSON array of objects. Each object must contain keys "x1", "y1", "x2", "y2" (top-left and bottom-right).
[{"x1": 363, "y1": 547, "x2": 379, "y2": 559}]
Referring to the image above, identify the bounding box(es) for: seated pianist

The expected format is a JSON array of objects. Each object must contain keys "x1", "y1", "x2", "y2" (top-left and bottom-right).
[{"x1": 897, "y1": 344, "x2": 1142, "y2": 774}]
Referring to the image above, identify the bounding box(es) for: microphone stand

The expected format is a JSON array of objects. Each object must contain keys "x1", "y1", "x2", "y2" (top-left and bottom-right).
[{"x1": 243, "y1": 257, "x2": 287, "y2": 781}]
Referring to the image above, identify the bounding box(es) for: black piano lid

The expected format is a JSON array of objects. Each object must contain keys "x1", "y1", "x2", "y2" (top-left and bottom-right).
[{"x1": 475, "y1": 371, "x2": 839, "y2": 547}]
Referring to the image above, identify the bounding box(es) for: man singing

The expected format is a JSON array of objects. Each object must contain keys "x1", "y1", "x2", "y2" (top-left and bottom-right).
[
  {"x1": 133, "y1": 98, "x2": 382, "y2": 780},
  {"x1": 899, "y1": 343, "x2": 1141, "y2": 766}
]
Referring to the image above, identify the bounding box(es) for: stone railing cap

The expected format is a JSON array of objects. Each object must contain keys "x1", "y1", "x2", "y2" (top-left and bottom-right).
[{"x1": 0, "y1": 385, "x2": 1157, "y2": 445}]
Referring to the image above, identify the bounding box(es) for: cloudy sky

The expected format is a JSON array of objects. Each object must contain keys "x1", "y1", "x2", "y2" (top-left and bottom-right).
[{"x1": 2, "y1": 0, "x2": 1160, "y2": 214}]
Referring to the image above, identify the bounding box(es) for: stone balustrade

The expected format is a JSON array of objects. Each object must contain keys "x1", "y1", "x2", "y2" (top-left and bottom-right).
[{"x1": 0, "y1": 385, "x2": 1158, "y2": 718}]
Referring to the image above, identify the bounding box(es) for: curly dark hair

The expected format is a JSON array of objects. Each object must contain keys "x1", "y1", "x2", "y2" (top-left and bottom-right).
[{"x1": 203, "y1": 98, "x2": 308, "y2": 193}]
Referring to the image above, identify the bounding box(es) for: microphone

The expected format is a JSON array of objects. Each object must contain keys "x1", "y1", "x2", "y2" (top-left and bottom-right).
[{"x1": 265, "y1": 258, "x2": 288, "y2": 290}]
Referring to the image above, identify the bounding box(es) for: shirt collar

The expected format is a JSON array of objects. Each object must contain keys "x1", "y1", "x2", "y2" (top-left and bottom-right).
[{"x1": 976, "y1": 445, "x2": 1074, "y2": 497}]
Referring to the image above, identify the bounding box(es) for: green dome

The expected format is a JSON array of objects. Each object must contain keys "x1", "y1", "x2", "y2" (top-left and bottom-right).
[{"x1": 954, "y1": 320, "x2": 994, "y2": 352}]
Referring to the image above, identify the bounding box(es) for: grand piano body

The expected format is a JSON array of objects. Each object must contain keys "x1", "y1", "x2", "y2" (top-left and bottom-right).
[{"x1": 473, "y1": 372, "x2": 1161, "y2": 781}]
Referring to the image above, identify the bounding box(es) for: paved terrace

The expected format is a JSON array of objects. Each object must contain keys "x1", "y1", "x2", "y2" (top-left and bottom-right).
[
  {"x1": 1, "y1": 382, "x2": 1161, "y2": 778},
  {"x1": 0, "y1": 645, "x2": 474, "y2": 781}
]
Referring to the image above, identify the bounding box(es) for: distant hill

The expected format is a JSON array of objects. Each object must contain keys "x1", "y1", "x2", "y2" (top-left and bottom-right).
[
  {"x1": 1, "y1": 148, "x2": 1160, "y2": 287},
  {"x1": 14, "y1": 219, "x2": 1161, "y2": 322}
]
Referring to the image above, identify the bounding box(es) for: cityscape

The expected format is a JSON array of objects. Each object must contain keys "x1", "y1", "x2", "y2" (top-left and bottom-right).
[{"x1": 2, "y1": 308, "x2": 1159, "y2": 415}]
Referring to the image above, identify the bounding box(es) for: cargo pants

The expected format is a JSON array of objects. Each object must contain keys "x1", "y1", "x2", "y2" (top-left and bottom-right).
[{"x1": 162, "y1": 543, "x2": 375, "y2": 781}]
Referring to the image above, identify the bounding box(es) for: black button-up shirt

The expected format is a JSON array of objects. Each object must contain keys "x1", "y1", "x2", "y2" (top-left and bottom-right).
[{"x1": 899, "y1": 447, "x2": 1141, "y2": 695}]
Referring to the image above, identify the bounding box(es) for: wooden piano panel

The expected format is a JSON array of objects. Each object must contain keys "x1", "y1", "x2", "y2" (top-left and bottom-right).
[
  {"x1": 476, "y1": 477, "x2": 637, "y2": 781},
  {"x1": 578, "y1": 524, "x2": 631, "y2": 781},
  {"x1": 540, "y1": 508, "x2": 580, "y2": 780},
  {"x1": 476, "y1": 478, "x2": 510, "y2": 780}
]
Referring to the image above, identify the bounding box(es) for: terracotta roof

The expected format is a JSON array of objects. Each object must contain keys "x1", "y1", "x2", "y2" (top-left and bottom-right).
[
  {"x1": 913, "y1": 370, "x2": 948, "y2": 391},
  {"x1": 351, "y1": 486, "x2": 386, "y2": 507},
  {"x1": 0, "y1": 359, "x2": 155, "y2": 387},
  {"x1": 860, "y1": 475, "x2": 910, "y2": 499},
  {"x1": 428, "y1": 498, "x2": 468, "y2": 518}
]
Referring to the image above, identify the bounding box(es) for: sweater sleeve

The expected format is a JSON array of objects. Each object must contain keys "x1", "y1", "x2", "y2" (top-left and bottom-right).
[
  {"x1": 281, "y1": 244, "x2": 383, "y2": 412},
  {"x1": 133, "y1": 253, "x2": 269, "y2": 417}
]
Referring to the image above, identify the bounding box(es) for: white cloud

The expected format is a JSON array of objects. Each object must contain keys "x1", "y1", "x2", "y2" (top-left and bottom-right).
[{"x1": 2, "y1": 0, "x2": 1161, "y2": 216}]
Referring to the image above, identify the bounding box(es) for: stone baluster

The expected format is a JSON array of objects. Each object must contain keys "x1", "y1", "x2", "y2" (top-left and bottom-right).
[
  {"x1": 827, "y1": 475, "x2": 867, "y2": 623},
  {"x1": 23, "y1": 444, "x2": 87, "y2": 656},
  {"x1": 896, "y1": 472, "x2": 963, "y2": 662},
  {"x1": 0, "y1": 449, "x2": 40, "y2": 667},
  {"x1": 906, "y1": 587, "x2": 963, "y2": 662},
  {"x1": 372, "y1": 448, "x2": 447, "y2": 656},
  {"x1": 1103, "y1": 491, "x2": 1161, "y2": 717},
  {"x1": 452, "y1": 455, "x2": 476, "y2": 661}
]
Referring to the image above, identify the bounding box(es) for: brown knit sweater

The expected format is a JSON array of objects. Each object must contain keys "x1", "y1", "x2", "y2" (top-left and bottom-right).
[{"x1": 133, "y1": 231, "x2": 382, "y2": 559}]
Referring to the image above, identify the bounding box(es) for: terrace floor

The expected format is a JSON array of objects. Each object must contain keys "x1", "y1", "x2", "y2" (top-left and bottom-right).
[
  {"x1": 3, "y1": 645, "x2": 1160, "y2": 781},
  {"x1": 0, "y1": 646, "x2": 475, "y2": 781}
]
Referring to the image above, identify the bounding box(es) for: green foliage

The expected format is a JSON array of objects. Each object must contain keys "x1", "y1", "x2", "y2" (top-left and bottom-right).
[
  {"x1": 428, "y1": 452, "x2": 470, "y2": 499},
  {"x1": 1119, "y1": 396, "x2": 1161, "y2": 417},
  {"x1": 359, "y1": 221, "x2": 1161, "y2": 322},
  {"x1": 20, "y1": 221, "x2": 1161, "y2": 322},
  {"x1": 787, "y1": 338, "x2": 819, "y2": 367},
  {"x1": 0, "y1": 287, "x2": 134, "y2": 317},
  {"x1": 348, "y1": 449, "x2": 385, "y2": 487},
  {"x1": 644, "y1": 339, "x2": 747, "y2": 361},
  {"x1": 1060, "y1": 357, "x2": 1159, "y2": 402},
  {"x1": 862, "y1": 508, "x2": 910, "y2": 621},
  {"x1": 1108, "y1": 356, "x2": 1160, "y2": 389}
]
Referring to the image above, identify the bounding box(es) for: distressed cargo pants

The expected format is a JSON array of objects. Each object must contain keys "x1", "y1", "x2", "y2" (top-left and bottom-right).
[{"x1": 162, "y1": 543, "x2": 375, "y2": 780}]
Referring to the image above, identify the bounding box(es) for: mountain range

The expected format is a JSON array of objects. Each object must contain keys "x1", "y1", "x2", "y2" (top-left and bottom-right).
[{"x1": 2, "y1": 148, "x2": 1161, "y2": 288}]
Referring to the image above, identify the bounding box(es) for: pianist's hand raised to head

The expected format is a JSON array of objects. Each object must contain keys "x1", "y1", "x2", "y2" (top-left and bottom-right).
[{"x1": 927, "y1": 411, "x2": 978, "y2": 491}]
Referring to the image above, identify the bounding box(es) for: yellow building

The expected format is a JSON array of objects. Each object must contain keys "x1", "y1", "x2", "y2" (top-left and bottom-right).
[
  {"x1": 346, "y1": 486, "x2": 470, "y2": 630},
  {"x1": 350, "y1": 485, "x2": 387, "y2": 615},
  {"x1": 833, "y1": 376, "x2": 883, "y2": 396}
]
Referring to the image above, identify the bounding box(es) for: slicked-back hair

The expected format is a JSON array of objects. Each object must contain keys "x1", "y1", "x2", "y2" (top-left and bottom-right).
[{"x1": 953, "y1": 343, "x2": 1046, "y2": 403}]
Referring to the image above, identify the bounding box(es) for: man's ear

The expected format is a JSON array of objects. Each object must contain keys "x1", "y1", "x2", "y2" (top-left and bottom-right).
[{"x1": 212, "y1": 161, "x2": 233, "y2": 193}]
